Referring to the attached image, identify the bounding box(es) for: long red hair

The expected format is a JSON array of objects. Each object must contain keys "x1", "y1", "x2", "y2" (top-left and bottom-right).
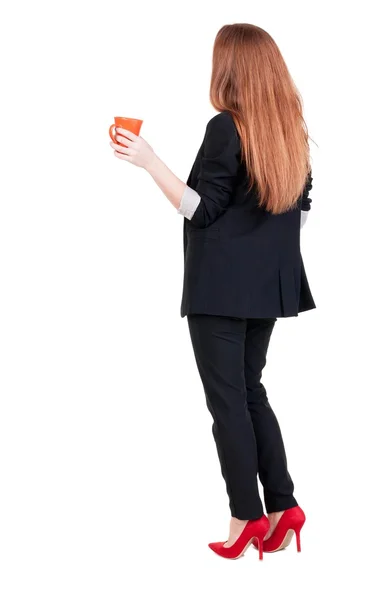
[{"x1": 210, "y1": 23, "x2": 311, "y2": 215}]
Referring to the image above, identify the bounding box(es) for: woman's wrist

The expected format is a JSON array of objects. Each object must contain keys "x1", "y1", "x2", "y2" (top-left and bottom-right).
[{"x1": 145, "y1": 152, "x2": 161, "y2": 175}]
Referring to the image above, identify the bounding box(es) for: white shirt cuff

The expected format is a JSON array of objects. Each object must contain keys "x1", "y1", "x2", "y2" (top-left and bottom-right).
[
  {"x1": 300, "y1": 211, "x2": 309, "y2": 229},
  {"x1": 177, "y1": 185, "x2": 201, "y2": 220}
]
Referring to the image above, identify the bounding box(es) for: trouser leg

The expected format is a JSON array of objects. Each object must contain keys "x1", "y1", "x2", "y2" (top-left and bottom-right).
[
  {"x1": 187, "y1": 314, "x2": 264, "y2": 520},
  {"x1": 244, "y1": 318, "x2": 298, "y2": 513}
]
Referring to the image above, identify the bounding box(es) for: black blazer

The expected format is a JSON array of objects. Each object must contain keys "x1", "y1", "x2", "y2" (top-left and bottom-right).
[{"x1": 180, "y1": 110, "x2": 316, "y2": 319}]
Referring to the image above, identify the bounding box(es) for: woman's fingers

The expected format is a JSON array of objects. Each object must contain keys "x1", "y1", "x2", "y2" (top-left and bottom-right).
[
  {"x1": 109, "y1": 140, "x2": 135, "y2": 155},
  {"x1": 114, "y1": 150, "x2": 132, "y2": 161},
  {"x1": 115, "y1": 134, "x2": 134, "y2": 146},
  {"x1": 115, "y1": 127, "x2": 138, "y2": 141}
]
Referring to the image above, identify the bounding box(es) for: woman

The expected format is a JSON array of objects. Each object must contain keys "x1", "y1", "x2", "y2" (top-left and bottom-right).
[{"x1": 110, "y1": 23, "x2": 315, "y2": 561}]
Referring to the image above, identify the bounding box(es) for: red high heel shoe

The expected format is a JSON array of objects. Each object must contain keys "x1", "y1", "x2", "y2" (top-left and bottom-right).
[
  {"x1": 208, "y1": 515, "x2": 269, "y2": 560},
  {"x1": 260, "y1": 506, "x2": 306, "y2": 553}
]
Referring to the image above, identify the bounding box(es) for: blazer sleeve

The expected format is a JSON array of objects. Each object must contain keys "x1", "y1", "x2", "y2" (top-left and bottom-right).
[
  {"x1": 187, "y1": 112, "x2": 241, "y2": 228},
  {"x1": 300, "y1": 170, "x2": 313, "y2": 211}
]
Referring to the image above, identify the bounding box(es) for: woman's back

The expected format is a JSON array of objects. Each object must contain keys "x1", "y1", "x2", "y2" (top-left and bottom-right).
[{"x1": 180, "y1": 111, "x2": 315, "y2": 318}]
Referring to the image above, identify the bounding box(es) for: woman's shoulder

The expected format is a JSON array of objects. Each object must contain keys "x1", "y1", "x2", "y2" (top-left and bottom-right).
[
  {"x1": 206, "y1": 110, "x2": 235, "y2": 131},
  {"x1": 204, "y1": 111, "x2": 239, "y2": 153}
]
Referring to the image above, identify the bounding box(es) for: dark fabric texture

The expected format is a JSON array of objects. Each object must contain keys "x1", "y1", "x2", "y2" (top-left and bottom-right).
[
  {"x1": 187, "y1": 313, "x2": 298, "y2": 519},
  {"x1": 180, "y1": 110, "x2": 316, "y2": 318}
]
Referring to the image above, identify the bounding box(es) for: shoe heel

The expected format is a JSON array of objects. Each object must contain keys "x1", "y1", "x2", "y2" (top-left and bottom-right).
[
  {"x1": 294, "y1": 526, "x2": 302, "y2": 552},
  {"x1": 256, "y1": 537, "x2": 264, "y2": 560}
]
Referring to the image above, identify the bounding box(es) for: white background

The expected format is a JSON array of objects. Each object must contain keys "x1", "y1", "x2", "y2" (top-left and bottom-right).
[{"x1": 1, "y1": 1, "x2": 376, "y2": 598}]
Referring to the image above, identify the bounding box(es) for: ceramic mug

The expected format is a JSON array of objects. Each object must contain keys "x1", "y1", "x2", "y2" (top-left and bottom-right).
[{"x1": 109, "y1": 117, "x2": 143, "y2": 147}]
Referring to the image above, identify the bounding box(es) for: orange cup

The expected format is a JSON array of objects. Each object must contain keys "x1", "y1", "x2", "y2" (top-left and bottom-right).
[{"x1": 109, "y1": 116, "x2": 143, "y2": 147}]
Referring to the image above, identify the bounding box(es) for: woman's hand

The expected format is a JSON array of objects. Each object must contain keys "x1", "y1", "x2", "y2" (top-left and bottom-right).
[{"x1": 109, "y1": 127, "x2": 156, "y2": 170}]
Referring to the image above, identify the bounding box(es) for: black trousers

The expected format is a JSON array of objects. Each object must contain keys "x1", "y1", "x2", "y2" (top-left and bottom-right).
[{"x1": 187, "y1": 314, "x2": 298, "y2": 520}]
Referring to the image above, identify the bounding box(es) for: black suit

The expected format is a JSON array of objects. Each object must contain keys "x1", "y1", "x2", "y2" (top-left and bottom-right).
[
  {"x1": 180, "y1": 110, "x2": 315, "y2": 319},
  {"x1": 180, "y1": 111, "x2": 314, "y2": 519}
]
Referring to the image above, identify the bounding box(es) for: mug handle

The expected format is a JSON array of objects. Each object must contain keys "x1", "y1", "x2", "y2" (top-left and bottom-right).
[{"x1": 109, "y1": 124, "x2": 117, "y2": 143}]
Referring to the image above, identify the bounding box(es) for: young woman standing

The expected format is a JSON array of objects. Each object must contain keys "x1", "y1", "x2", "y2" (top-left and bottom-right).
[{"x1": 110, "y1": 23, "x2": 315, "y2": 561}]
